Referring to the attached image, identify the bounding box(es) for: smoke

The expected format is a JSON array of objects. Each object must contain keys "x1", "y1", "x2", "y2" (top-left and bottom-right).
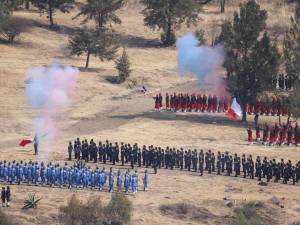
[
  {"x1": 176, "y1": 32, "x2": 228, "y2": 96},
  {"x1": 25, "y1": 64, "x2": 79, "y2": 153}
]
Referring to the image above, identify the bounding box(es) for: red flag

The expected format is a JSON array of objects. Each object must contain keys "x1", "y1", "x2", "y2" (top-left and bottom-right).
[{"x1": 19, "y1": 139, "x2": 32, "y2": 147}]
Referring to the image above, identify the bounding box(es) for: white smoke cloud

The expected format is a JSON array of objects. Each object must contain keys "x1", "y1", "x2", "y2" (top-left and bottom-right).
[
  {"x1": 176, "y1": 32, "x2": 227, "y2": 95},
  {"x1": 25, "y1": 64, "x2": 79, "y2": 152}
]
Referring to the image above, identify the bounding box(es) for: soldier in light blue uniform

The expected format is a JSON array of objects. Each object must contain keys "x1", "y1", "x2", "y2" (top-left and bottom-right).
[
  {"x1": 94, "y1": 167, "x2": 100, "y2": 190},
  {"x1": 51, "y1": 166, "x2": 56, "y2": 187},
  {"x1": 23, "y1": 163, "x2": 28, "y2": 182},
  {"x1": 82, "y1": 169, "x2": 88, "y2": 189},
  {"x1": 0, "y1": 161, "x2": 3, "y2": 181},
  {"x1": 124, "y1": 169, "x2": 131, "y2": 193},
  {"x1": 68, "y1": 167, "x2": 74, "y2": 189},
  {"x1": 100, "y1": 167, "x2": 106, "y2": 191},
  {"x1": 34, "y1": 163, "x2": 40, "y2": 186},
  {"x1": 117, "y1": 169, "x2": 123, "y2": 192},
  {"x1": 76, "y1": 168, "x2": 82, "y2": 189},
  {"x1": 18, "y1": 162, "x2": 24, "y2": 185},
  {"x1": 143, "y1": 170, "x2": 149, "y2": 191},
  {"x1": 40, "y1": 163, "x2": 46, "y2": 186},
  {"x1": 46, "y1": 164, "x2": 52, "y2": 185},
  {"x1": 7, "y1": 163, "x2": 12, "y2": 184},
  {"x1": 11, "y1": 163, "x2": 16, "y2": 184},
  {"x1": 86, "y1": 166, "x2": 93, "y2": 187},
  {"x1": 109, "y1": 167, "x2": 114, "y2": 193},
  {"x1": 63, "y1": 164, "x2": 68, "y2": 187},
  {"x1": 58, "y1": 166, "x2": 64, "y2": 188},
  {"x1": 3, "y1": 162, "x2": 8, "y2": 183},
  {"x1": 131, "y1": 170, "x2": 138, "y2": 194},
  {"x1": 32, "y1": 162, "x2": 36, "y2": 184},
  {"x1": 28, "y1": 162, "x2": 33, "y2": 185},
  {"x1": 90, "y1": 171, "x2": 95, "y2": 190}
]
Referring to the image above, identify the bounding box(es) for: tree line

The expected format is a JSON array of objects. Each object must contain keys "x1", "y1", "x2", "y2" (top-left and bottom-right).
[{"x1": 0, "y1": 0, "x2": 300, "y2": 119}]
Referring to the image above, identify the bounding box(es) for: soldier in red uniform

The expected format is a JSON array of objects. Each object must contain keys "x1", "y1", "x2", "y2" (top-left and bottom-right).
[
  {"x1": 254, "y1": 100, "x2": 261, "y2": 115},
  {"x1": 212, "y1": 95, "x2": 218, "y2": 113},
  {"x1": 263, "y1": 123, "x2": 269, "y2": 145},
  {"x1": 269, "y1": 127, "x2": 275, "y2": 146},
  {"x1": 295, "y1": 124, "x2": 300, "y2": 147},
  {"x1": 196, "y1": 94, "x2": 201, "y2": 112},
  {"x1": 247, "y1": 104, "x2": 252, "y2": 115},
  {"x1": 279, "y1": 127, "x2": 286, "y2": 146},
  {"x1": 170, "y1": 94, "x2": 174, "y2": 111},
  {"x1": 255, "y1": 125, "x2": 261, "y2": 141},
  {"x1": 274, "y1": 123, "x2": 280, "y2": 142},
  {"x1": 247, "y1": 128, "x2": 253, "y2": 144},
  {"x1": 276, "y1": 97, "x2": 281, "y2": 116},
  {"x1": 154, "y1": 94, "x2": 159, "y2": 110},
  {"x1": 224, "y1": 98, "x2": 229, "y2": 112},
  {"x1": 186, "y1": 94, "x2": 191, "y2": 112},
  {"x1": 202, "y1": 94, "x2": 208, "y2": 112},
  {"x1": 287, "y1": 126, "x2": 293, "y2": 146},
  {"x1": 158, "y1": 93, "x2": 162, "y2": 109},
  {"x1": 271, "y1": 97, "x2": 276, "y2": 116},
  {"x1": 260, "y1": 98, "x2": 267, "y2": 115},
  {"x1": 218, "y1": 97, "x2": 224, "y2": 113},
  {"x1": 208, "y1": 94, "x2": 213, "y2": 112},
  {"x1": 166, "y1": 93, "x2": 170, "y2": 110},
  {"x1": 190, "y1": 94, "x2": 196, "y2": 112}
]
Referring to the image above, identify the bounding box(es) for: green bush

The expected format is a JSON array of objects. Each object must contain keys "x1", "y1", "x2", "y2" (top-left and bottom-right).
[
  {"x1": 104, "y1": 193, "x2": 132, "y2": 225},
  {"x1": 231, "y1": 201, "x2": 263, "y2": 225},
  {"x1": 60, "y1": 193, "x2": 132, "y2": 225},
  {"x1": 59, "y1": 194, "x2": 104, "y2": 225}
]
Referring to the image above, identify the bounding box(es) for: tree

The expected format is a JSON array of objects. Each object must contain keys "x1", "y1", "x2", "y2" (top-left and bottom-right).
[
  {"x1": 195, "y1": 28, "x2": 206, "y2": 45},
  {"x1": 73, "y1": 0, "x2": 125, "y2": 29},
  {"x1": 68, "y1": 27, "x2": 119, "y2": 69},
  {"x1": 220, "y1": 0, "x2": 226, "y2": 13},
  {"x1": 0, "y1": 1, "x2": 10, "y2": 28},
  {"x1": 283, "y1": 12, "x2": 300, "y2": 87},
  {"x1": 217, "y1": 0, "x2": 280, "y2": 121},
  {"x1": 140, "y1": 0, "x2": 203, "y2": 46},
  {"x1": 287, "y1": 85, "x2": 300, "y2": 121},
  {"x1": 115, "y1": 48, "x2": 132, "y2": 83},
  {"x1": 0, "y1": 0, "x2": 22, "y2": 43},
  {"x1": 283, "y1": 5, "x2": 300, "y2": 122},
  {"x1": 0, "y1": 22, "x2": 21, "y2": 43},
  {"x1": 31, "y1": 0, "x2": 74, "y2": 27}
]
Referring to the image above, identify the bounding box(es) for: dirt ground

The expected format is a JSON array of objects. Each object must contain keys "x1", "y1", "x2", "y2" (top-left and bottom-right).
[{"x1": 0, "y1": 1, "x2": 300, "y2": 225}]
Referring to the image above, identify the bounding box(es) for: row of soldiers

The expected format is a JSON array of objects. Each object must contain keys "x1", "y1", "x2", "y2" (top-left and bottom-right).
[
  {"x1": 68, "y1": 139, "x2": 300, "y2": 185},
  {"x1": 246, "y1": 97, "x2": 289, "y2": 116},
  {"x1": 154, "y1": 93, "x2": 289, "y2": 117},
  {"x1": 247, "y1": 123, "x2": 300, "y2": 146},
  {"x1": 0, "y1": 161, "x2": 149, "y2": 193},
  {"x1": 154, "y1": 93, "x2": 229, "y2": 113}
]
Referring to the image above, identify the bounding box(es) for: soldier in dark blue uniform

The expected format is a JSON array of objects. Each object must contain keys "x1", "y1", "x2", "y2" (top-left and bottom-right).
[{"x1": 68, "y1": 142, "x2": 73, "y2": 161}]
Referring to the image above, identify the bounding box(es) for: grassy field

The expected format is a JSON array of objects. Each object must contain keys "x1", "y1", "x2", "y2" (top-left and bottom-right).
[{"x1": 0, "y1": 1, "x2": 299, "y2": 224}]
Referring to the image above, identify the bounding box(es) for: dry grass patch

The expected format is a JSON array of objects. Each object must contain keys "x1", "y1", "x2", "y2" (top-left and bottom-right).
[{"x1": 159, "y1": 202, "x2": 225, "y2": 223}]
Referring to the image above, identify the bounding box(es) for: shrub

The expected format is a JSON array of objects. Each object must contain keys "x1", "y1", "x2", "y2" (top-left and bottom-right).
[
  {"x1": 104, "y1": 193, "x2": 132, "y2": 225},
  {"x1": 23, "y1": 194, "x2": 42, "y2": 209},
  {"x1": 60, "y1": 194, "x2": 132, "y2": 225},
  {"x1": 0, "y1": 24, "x2": 20, "y2": 43},
  {"x1": 231, "y1": 201, "x2": 263, "y2": 225},
  {"x1": 59, "y1": 194, "x2": 104, "y2": 225}
]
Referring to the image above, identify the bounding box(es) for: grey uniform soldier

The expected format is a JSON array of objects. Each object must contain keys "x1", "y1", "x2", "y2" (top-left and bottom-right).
[{"x1": 33, "y1": 135, "x2": 39, "y2": 155}]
